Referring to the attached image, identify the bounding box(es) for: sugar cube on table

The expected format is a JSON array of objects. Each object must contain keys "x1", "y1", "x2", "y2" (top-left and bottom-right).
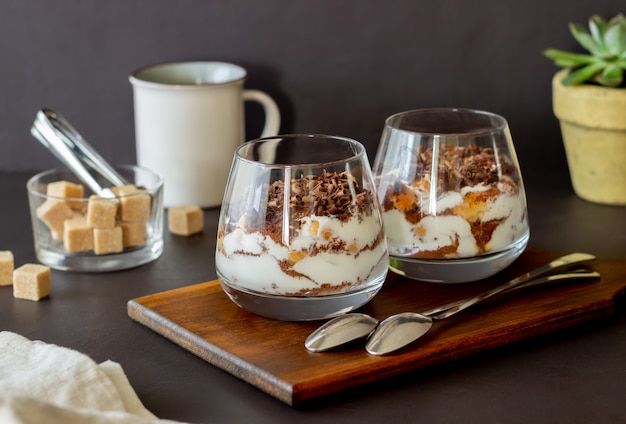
[
  {"x1": 36, "y1": 199, "x2": 74, "y2": 240},
  {"x1": 63, "y1": 214, "x2": 94, "y2": 252},
  {"x1": 119, "y1": 221, "x2": 147, "y2": 247},
  {"x1": 168, "y1": 205, "x2": 204, "y2": 236},
  {"x1": 94, "y1": 226, "x2": 123, "y2": 255},
  {"x1": 13, "y1": 263, "x2": 51, "y2": 301},
  {"x1": 87, "y1": 196, "x2": 118, "y2": 229},
  {"x1": 0, "y1": 250, "x2": 14, "y2": 286},
  {"x1": 46, "y1": 180, "x2": 84, "y2": 210}
]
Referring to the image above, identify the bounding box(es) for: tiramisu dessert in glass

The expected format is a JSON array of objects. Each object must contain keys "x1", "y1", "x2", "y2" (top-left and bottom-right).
[
  {"x1": 216, "y1": 134, "x2": 388, "y2": 320},
  {"x1": 372, "y1": 108, "x2": 529, "y2": 283}
]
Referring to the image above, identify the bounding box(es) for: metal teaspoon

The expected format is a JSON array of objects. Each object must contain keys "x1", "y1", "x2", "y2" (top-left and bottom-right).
[{"x1": 305, "y1": 252, "x2": 597, "y2": 353}]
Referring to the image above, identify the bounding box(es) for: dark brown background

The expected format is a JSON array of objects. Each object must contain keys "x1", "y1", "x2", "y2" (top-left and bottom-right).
[{"x1": 0, "y1": 0, "x2": 621, "y2": 173}]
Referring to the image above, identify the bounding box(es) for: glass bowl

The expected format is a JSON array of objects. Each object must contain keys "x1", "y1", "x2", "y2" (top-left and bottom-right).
[
  {"x1": 27, "y1": 165, "x2": 164, "y2": 272},
  {"x1": 216, "y1": 134, "x2": 388, "y2": 321},
  {"x1": 372, "y1": 108, "x2": 530, "y2": 283}
]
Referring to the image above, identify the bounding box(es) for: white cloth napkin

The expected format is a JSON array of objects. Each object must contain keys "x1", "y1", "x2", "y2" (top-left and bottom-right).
[{"x1": 0, "y1": 331, "x2": 185, "y2": 424}]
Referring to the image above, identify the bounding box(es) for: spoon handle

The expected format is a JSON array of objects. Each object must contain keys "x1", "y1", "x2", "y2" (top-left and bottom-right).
[
  {"x1": 431, "y1": 270, "x2": 600, "y2": 320},
  {"x1": 421, "y1": 252, "x2": 596, "y2": 318}
]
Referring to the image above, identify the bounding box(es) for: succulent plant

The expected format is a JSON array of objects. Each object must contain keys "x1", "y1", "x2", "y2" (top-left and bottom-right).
[{"x1": 544, "y1": 14, "x2": 626, "y2": 87}]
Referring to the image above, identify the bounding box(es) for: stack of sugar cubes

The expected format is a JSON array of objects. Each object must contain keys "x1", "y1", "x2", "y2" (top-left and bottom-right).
[{"x1": 36, "y1": 180, "x2": 151, "y2": 255}]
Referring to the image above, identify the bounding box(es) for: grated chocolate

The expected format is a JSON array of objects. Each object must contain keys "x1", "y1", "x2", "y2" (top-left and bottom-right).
[
  {"x1": 415, "y1": 143, "x2": 517, "y2": 193},
  {"x1": 248, "y1": 170, "x2": 374, "y2": 242}
]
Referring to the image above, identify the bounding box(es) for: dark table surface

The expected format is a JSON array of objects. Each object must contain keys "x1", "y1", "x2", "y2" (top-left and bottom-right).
[{"x1": 1, "y1": 167, "x2": 625, "y2": 424}]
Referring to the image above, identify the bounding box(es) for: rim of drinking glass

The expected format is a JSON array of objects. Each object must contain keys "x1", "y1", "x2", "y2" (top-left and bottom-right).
[
  {"x1": 26, "y1": 164, "x2": 163, "y2": 200},
  {"x1": 385, "y1": 108, "x2": 508, "y2": 136},
  {"x1": 235, "y1": 134, "x2": 366, "y2": 167},
  {"x1": 129, "y1": 61, "x2": 247, "y2": 89}
]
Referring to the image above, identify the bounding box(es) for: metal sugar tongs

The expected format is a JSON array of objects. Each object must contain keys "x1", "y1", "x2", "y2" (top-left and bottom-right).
[{"x1": 30, "y1": 108, "x2": 130, "y2": 197}]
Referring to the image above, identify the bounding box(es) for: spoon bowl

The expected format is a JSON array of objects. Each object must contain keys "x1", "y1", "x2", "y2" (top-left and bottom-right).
[
  {"x1": 304, "y1": 313, "x2": 379, "y2": 352},
  {"x1": 364, "y1": 313, "x2": 433, "y2": 355}
]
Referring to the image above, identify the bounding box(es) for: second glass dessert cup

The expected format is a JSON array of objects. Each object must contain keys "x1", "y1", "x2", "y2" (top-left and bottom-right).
[
  {"x1": 372, "y1": 108, "x2": 530, "y2": 283},
  {"x1": 216, "y1": 134, "x2": 389, "y2": 321}
]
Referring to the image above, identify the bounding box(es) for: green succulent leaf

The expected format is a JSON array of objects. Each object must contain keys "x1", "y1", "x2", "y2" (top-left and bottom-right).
[
  {"x1": 543, "y1": 49, "x2": 595, "y2": 67},
  {"x1": 609, "y1": 14, "x2": 626, "y2": 27},
  {"x1": 589, "y1": 15, "x2": 608, "y2": 42},
  {"x1": 570, "y1": 22, "x2": 609, "y2": 57},
  {"x1": 562, "y1": 62, "x2": 605, "y2": 85},
  {"x1": 604, "y1": 22, "x2": 626, "y2": 56},
  {"x1": 596, "y1": 63, "x2": 624, "y2": 87}
]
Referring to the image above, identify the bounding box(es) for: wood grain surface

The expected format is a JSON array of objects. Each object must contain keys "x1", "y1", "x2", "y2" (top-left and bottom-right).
[{"x1": 127, "y1": 248, "x2": 626, "y2": 405}]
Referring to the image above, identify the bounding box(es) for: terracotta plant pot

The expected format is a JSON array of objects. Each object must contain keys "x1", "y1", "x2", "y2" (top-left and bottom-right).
[{"x1": 552, "y1": 69, "x2": 626, "y2": 205}]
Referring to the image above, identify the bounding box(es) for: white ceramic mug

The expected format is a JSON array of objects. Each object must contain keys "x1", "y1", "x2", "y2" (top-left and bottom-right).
[{"x1": 129, "y1": 61, "x2": 281, "y2": 208}]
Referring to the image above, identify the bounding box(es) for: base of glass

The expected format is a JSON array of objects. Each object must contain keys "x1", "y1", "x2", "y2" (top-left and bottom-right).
[
  {"x1": 36, "y1": 240, "x2": 163, "y2": 272},
  {"x1": 388, "y1": 234, "x2": 529, "y2": 283},
  {"x1": 218, "y1": 276, "x2": 386, "y2": 321}
]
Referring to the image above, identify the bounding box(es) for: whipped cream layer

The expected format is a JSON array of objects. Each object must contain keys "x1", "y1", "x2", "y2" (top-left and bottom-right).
[{"x1": 216, "y1": 212, "x2": 388, "y2": 296}]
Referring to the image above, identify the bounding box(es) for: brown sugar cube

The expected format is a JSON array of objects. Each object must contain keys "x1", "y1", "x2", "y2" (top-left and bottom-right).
[
  {"x1": 63, "y1": 215, "x2": 94, "y2": 252},
  {"x1": 0, "y1": 251, "x2": 14, "y2": 286},
  {"x1": 111, "y1": 184, "x2": 141, "y2": 198},
  {"x1": 36, "y1": 199, "x2": 74, "y2": 240},
  {"x1": 46, "y1": 180, "x2": 84, "y2": 210},
  {"x1": 94, "y1": 226, "x2": 123, "y2": 255},
  {"x1": 87, "y1": 195, "x2": 118, "y2": 229},
  {"x1": 168, "y1": 205, "x2": 204, "y2": 236},
  {"x1": 13, "y1": 263, "x2": 51, "y2": 301},
  {"x1": 120, "y1": 221, "x2": 147, "y2": 247},
  {"x1": 114, "y1": 185, "x2": 151, "y2": 222}
]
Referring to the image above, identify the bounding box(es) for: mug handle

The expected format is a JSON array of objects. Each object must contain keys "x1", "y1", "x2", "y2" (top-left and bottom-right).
[{"x1": 243, "y1": 90, "x2": 281, "y2": 137}]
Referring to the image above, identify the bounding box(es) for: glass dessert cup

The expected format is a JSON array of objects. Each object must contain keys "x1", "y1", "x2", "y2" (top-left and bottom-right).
[
  {"x1": 27, "y1": 165, "x2": 164, "y2": 272},
  {"x1": 216, "y1": 134, "x2": 389, "y2": 321},
  {"x1": 372, "y1": 108, "x2": 530, "y2": 283}
]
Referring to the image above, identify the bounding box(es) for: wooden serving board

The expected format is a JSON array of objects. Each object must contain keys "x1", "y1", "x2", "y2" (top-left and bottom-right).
[{"x1": 127, "y1": 248, "x2": 626, "y2": 406}]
